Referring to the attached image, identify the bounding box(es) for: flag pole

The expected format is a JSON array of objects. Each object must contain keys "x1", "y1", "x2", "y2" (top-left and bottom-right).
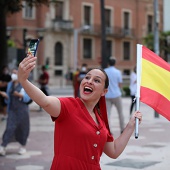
[{"x1": 135, "y1": 44, "x2": 142, "y2": 139}]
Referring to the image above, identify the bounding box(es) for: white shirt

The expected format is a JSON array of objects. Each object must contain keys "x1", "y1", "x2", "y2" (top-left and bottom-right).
[
  {"x1": 104, "y1": 66, "x2": 122, "y2": 98},
  {"x1": 129, "y1": 71, "x2": 137, "y2": 96}
]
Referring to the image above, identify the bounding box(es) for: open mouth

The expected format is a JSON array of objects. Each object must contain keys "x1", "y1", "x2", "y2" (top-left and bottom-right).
[{"x1": 84, "y1": 86, "x2": 93, "y2": 94}]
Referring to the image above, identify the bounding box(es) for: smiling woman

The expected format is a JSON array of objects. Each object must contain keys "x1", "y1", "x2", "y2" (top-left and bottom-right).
[{"x1": 17, "y1": 54, "x2": 142, "y2": 170}]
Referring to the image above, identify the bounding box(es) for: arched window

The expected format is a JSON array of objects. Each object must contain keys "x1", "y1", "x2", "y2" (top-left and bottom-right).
[{"x1": 55, "y1": 42, "x2": 63, "y2": 65}]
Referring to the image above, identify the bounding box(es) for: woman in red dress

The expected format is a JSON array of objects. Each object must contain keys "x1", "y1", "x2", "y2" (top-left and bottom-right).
[{"x1": 18, "y1": 54, "x2": 142, "y2": 170}]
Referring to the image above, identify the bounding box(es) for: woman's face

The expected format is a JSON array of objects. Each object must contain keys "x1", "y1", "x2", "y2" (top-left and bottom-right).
[{"x1": 79, "y1": 69, "x2": 108, "y2": 102}]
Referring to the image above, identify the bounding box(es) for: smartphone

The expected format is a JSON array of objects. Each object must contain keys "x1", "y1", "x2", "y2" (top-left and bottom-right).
[{"x1": 27, "y1": 39, "x2": 40, "y2": 56}]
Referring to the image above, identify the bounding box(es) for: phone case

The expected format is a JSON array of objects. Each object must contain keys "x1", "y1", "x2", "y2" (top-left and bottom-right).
[{"x1": 28, "y1": 39, "x2": 40, "y2": 56}]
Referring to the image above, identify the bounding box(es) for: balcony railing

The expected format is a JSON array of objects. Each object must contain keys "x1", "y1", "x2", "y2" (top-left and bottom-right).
[
  {"x1": 79, "y1": 24, "x2": 135, "y2": 38},
  {"x1": 52, "y1": 19, "x2": 73, "y2": 32},
  {"x1": 52, "y1": 21, "x2": 135, "y2": 38}
]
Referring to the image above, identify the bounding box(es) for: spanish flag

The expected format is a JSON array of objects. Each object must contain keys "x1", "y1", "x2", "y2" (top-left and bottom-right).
[{"x1": 137, "y1": 44, "x2": 170, "y2": 121}]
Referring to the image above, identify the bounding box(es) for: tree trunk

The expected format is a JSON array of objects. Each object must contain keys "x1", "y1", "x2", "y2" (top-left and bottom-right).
[{"x1": 0, "y1": 5, "x2": 8, "y2": 69}]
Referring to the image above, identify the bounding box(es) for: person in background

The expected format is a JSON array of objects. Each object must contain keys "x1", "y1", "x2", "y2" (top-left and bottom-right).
[
  {"x1": 0, "y1": 69, "x2": 31, "y2": 156},
  {"x1": 38, "y1": 65, "x2": 50, "y2": 111},
  {"x1": 17, "y1": 54, "x2": 142, "y2": 169},
  {"x1": 78, "y1": 63, "x2": 88, "y2": 82},
  {"x1": 129, "y1": 66, "x2": 137, "y2": 115},
  {"x1": 77, "y1": 63, "x2": 88, "y2": 97},
  {"x1": 104, "y1": 57, "x2": 125, "y2": 134},
  {"x1": 72, "y1": 64, "x2": 88, "y2": 98},
  {"x1": 38, "y1": 65, "x2": 50, "y2": 96},
  {"x1": 0, "y1": 65, "x2": 11, "y2": 121},
  {"x1": 72, "y1": 68, "x2": 80, "y2": 98}
]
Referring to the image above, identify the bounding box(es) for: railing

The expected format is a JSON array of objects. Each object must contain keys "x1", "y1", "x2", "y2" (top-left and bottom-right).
[
  {"x1": 79, "y1": 24, "x2": 135, "y2": 38},
  {"x1": 52, "y1": 19, "x2": 73, "y2": 31},
  {"x1": 52, "y1": 20, "x2": 135, "y2": 38}
]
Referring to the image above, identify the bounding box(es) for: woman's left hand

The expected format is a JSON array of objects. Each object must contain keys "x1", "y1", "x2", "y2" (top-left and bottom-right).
[
  {"x1": 18, "y1": 53, "x2": 37, "y2": 83},
  {"x1": 130, "y1": 111, "x2": 142, "y2": 126}
]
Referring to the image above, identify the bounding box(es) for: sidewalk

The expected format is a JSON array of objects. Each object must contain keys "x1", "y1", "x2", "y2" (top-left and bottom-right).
[{"x1": 0, "y1": 86, "x2": 170, "y2": 170}]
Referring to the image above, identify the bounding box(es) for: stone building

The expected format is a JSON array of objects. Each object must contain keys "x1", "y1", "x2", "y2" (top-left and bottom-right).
[{"x1": 6, "y1": 0, "x2": 163, "y2": 87}]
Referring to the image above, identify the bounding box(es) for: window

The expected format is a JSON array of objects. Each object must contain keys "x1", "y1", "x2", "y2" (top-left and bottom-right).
[
  {"x1": 147, "y1": 15, "x2": 153, "y2": 33},
  {"x1": 83, "y1": 38, "x2": 92, "y2": 59},
  {"x1": 55, "y1": 1, "x2": 63, "y2": 20},
  {"x1": 123, "y1": 42, "x2": 130, "y2": 60},
  {"x1": 22, "y1": 1, "x2": 35, "y2": 19},
  {"x1": 106, "y1": 40, "x2": 112, "y2": 61},
  {"x1": 55, "y1": 42, "x2": 63, "y2": 65},
  {"x1": 105, "y1": 9, "x2": 111, "y2": 28},
  {"x1": 123, "y1": 69, "x2": 130, "y2": 75},
  {"x1": 84, "y1": 6, "x2": 91, "y2": 25},
  {"x1": 124, "y1": 12, "x2": 130, "y2": 29}
]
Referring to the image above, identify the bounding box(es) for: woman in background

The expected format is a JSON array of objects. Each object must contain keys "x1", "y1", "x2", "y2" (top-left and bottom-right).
[{"x1": 0, "y1": 69, "x2": 31, "y2": 156}]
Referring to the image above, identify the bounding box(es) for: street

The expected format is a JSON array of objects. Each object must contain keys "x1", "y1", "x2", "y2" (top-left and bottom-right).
[{"x1": 0, "y1": 86, "x2": 170, "y2": 170}]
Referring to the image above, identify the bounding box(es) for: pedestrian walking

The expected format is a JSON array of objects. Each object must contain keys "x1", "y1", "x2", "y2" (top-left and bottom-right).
[
  {"x1": 104, "y1": 57, "x2": 125, "y2": 134},
  {"x1": 0, "y1": 65, "x2": 11, "y2": 121},
  {"x1": 72, "y1": 68, "x2": 80, "y2": 98},
  {"x1": 0, "y1": 69, "x2": 31, "y2": 156},
  {"x1": 17, "y1": 54, "x2": 142, "y2": 170},
  {"x1": 38, "y1": 65, "x2": 50, "y2": 111},
  {"x1": 72, "y1": 63, "x2": 88, "y2": 98},
  {"x1": 38, "y1": 65, "x2": 50, "y2": 96},
  {"x1": 129, "y1": 66, "x2": 137, "y2": 115}
]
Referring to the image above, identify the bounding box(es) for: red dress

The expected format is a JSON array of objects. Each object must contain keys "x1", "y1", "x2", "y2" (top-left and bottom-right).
[{"x1": 51, "y1": 98, "x2": 113, "y2": 170}]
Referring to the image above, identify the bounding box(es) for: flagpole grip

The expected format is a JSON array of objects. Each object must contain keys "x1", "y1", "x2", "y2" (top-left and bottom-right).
[{"x1": 135, "y1": 118, "x2": 139, "y2": 139}]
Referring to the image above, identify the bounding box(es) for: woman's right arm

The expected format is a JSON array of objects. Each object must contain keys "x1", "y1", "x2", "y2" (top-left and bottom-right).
[{"x1": 18, "y1": 55, "x2": 61, "y2": 118}]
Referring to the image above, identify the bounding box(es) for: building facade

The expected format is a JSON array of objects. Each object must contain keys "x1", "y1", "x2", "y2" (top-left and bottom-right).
[{"x1": 6, "y1": 0, "x2": 163, "y2": 87}]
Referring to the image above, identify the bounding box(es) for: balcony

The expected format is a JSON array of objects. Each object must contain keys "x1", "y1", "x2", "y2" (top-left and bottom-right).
[
  {"x1": 106, "y1": 27, "x2": 135, "y2": 38},
  {"x1": 79, "y1": 24, "x2": 135, "y2": 38},
  {"x1": 52, "y1": 19, "x2": 73, "y2": 32}
]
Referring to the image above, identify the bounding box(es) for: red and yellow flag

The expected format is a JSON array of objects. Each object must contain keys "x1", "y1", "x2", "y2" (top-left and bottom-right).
[{"x1": 140, "y1": 46, "x2": 170, "y2": 121}]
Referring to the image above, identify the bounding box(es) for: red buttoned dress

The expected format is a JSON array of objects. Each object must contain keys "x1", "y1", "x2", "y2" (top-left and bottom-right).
[{"x1": 50, "y1": 97, "x2": 113, "y2": 170}]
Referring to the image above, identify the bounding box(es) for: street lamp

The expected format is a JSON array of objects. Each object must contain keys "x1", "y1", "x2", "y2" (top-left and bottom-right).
[
  {"x1": 100, "y1": 0, "x2": 107, "y2": 69},
  {"x1": 37, "y1": 28, "x2": 46, "y2": 40},
  {"x1": 73, "y1": 25, "x2": 90, "y2": 71},
  {"x1": 6, "y1": 27, "x2": 13, "y2": 39},
  {"x1": 23, "y1": 28, "x2": 27, "y2": 54}
]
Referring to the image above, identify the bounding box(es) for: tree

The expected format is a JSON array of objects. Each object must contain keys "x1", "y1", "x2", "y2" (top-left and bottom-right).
[
  {"x1": 143, "y1": 31, "x2": 170, "y2": 61},
  {"x1": 0, "y1": 0, "x2": 49, "y2": 70}
]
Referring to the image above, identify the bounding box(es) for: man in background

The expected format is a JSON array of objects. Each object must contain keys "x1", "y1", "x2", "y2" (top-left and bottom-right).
[
  {"x1": 38, "y1": 65, "x2": 50, "y2": 96},
  {"x1": 104, "y1": 57, "x2": 125, "y2": 134}
]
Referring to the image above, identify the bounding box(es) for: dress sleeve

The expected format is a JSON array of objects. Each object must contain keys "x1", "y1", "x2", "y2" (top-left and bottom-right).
[
  {"x1": 51, "y1": 97, "x2": 76, "y2": 122},
  {"x1": 107, "y1": 133, "x2": 114, "y2": 142}
]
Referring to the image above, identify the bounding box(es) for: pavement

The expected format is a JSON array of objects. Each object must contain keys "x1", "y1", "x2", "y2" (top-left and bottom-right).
[{"x1": 0, "y1": 85, "x2": 170, "y2": 170}]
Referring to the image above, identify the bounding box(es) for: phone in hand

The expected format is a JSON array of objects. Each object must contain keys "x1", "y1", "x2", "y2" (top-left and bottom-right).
[{"x1": 27, "y1": 39, "x2": 40, "y2": 56}]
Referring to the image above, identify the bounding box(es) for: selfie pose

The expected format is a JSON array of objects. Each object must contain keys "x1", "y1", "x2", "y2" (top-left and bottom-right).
[{"x1": 18, "y1": 54, "x2": 142, "y2": 170}]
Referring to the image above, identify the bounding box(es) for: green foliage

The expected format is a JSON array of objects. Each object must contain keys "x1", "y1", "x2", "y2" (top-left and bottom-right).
[
  {"x1": 7, "y1": 39, "x2": 15, "y2": 47},
  {"x1": 143, "y1": 33, "x2": 154, "y2": 51},
  {"x1": 122, "y1": 86, "x2": 130, "y2": 97},
  {"x1": 0, "y1": 0, "x2": 49, "y2": 14},
  {"x1": 143, "y1": 31, "x2": 170, "y2": 59}
]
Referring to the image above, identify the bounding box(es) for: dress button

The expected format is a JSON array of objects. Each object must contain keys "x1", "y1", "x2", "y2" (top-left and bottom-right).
[
  {"x1": 96, "y1": 131, "x2": 100, "y2": 135},
  {"x1": 93, "y1": 144, "x2": 97, "y2": 147},
  {"x1": 91, "y1": 156, "x2": 95, "y2": 160}
]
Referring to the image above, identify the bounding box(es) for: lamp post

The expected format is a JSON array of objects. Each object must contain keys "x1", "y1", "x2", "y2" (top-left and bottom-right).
[
  {"x1": 100, "y1": 0, "x2": 107, "y2": 69},
  {"x1": 37, "y1": 28, "x2": 46, "y2": 40},
  {"x1": 6, "y1": 27, "x2": 13, "y2": 39},
  {"x1": 23, "y1": 28, "x2": 27, "y2": 55},
  {"x1": 73, "y1": 25, "x2": 90, "y2": 71}
]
